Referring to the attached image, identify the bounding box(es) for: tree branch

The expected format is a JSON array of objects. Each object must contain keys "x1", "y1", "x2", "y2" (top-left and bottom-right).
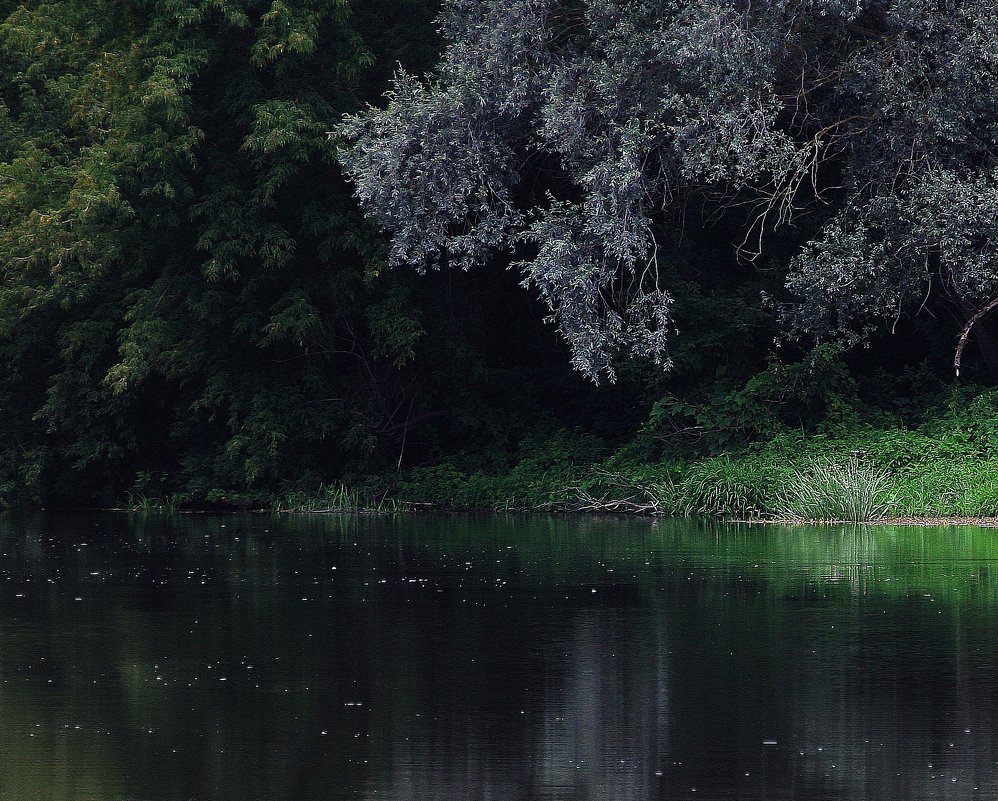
[{"x1": 955, "y1": 296, "x2": 998, "y2": 376}]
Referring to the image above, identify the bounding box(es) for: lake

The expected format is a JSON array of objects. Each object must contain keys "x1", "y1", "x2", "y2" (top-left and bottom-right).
[{"x1": 0, "y1": 512, "x2": 995, "y2": 800}]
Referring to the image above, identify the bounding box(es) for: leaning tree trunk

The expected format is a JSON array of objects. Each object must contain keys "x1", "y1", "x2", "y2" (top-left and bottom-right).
[{"x1": 956, "y1": 298, "x2": 998, "y2": 380}]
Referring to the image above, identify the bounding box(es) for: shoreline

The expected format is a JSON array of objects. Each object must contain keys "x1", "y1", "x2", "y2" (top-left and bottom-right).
[
  {"x1": 736, "y1": 516, "x2": 998, "y2": 527},
  {"x1": 89, "y1": 507, "x2": 998, "y2": 527}
]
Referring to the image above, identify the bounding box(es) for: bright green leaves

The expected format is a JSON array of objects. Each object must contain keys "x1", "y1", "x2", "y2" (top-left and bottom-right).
[
  {"x1": 158, "y1": 0, "x2": 252, "y2": 30},
  {"x1": 0, "y1": 0, "x2": 207, "y2": 326},
  {"x1": 261, "y1": 289, "x2": 321, "y2": 345},
  {"x1": 0, "y1": 142, "x2": 129, "y2": 332},
  {"x1": 243, "y1": 99, "x2": 333, "y2": 203},
  {"x1": 252, "y1": 0, "x2": 370, "y2": 76},
  {"x1": 0, "y1": 3, "x2": 92, "y2": 81},
  {"x1": 253, "y1": 0, "x2": 321, "y2": 63},
  {"x1": 139, "y1": 48, "x2": 209, "y2": 126},
  {"x1": 245, "y1": 99, "x2": 325, "y2": 159},
  {"x1": 251, "y1": 0, "x2": 372, "y2": 84}
]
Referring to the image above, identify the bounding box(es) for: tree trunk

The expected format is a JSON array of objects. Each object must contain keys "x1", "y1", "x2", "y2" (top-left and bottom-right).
[{"x1": 956, "y1": 298, "x2": 998, "y2": 380}]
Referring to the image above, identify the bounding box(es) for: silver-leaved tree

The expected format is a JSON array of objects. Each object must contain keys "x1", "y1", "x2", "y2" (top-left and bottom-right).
[{"x1": 338, "y1": 0, "x2": 998, "y2": 380}]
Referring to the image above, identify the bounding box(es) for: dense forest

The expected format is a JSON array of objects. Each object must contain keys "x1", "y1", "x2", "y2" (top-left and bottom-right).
[{"x1": 3, "y1": 0, "x2": 998, "y2": 515}]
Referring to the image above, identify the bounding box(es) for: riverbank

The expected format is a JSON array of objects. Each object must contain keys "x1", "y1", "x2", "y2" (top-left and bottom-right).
[
  {"x1": 257, "y1": 423, "x2": 998, "y2": 523},
  {"x1": 101, "y1": 393, "x2": 998, "y2": 524}
]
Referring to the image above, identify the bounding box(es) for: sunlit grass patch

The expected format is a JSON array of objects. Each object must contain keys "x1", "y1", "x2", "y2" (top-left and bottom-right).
[{"x1": 773, "y1": 454, "x2": 895, "y2": 522}]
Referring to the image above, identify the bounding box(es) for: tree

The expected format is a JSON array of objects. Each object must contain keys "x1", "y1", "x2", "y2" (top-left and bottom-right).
[
  {"x1": 338, "y1": 0, "x2": 998, "y2": 381},
  {"x1": 0, "y1": 0, "x2": 442, "y2": 503}
]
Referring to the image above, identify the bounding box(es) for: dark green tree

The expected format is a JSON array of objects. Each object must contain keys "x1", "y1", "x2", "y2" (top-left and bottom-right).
[{"x1": 0, "y1": 0, "x2": 443, "y2": 504}]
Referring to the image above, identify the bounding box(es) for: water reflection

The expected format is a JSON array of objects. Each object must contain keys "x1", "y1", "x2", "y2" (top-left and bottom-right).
[{"x1": 0, "y1": 512, "x2": 995, "y2": 800}]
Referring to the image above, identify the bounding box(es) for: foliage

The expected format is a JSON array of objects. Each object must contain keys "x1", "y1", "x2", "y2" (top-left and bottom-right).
[
  {"x1": 0, "y1": 0, "x2": 446, "y2": 505},
  {"x1": 3, "y1": 0, "x2": 998, "y2": 511},
  {"x1": 393, "y1": 430, "x2": 605, "y2": 510},
  {"x1": 275, "y1": 482, "x2": 378, "y2": 512},
  {"x1": 368, "y1": 385, "x2": 998, "y2": 521},
  {"x1": 339, "y1": 0, "x2": 998, "y2": 381}
]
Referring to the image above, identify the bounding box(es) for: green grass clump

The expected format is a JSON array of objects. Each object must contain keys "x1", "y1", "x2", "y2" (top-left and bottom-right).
[
  {"x1": 773, "y1": 455, "x2": 895, "y2": 522},
  {"x1": 288, "y1": 483, "x2": 360, "y2": 512},
  {"x1": 672, "y1": 457, "x2": 782, "y2": 518},
  {"x1": 274, "y1": 483, "x2": 399, "y2": 513},
  {"x1": 123, "y1": 493, "x2": 179, "y2": 512}
]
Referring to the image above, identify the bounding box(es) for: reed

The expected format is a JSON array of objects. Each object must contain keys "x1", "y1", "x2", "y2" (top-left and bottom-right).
[
  {"x1": 774, "y1": 454, "x2": 895, "y2": 522},
  {"x1": 275, "y1": 483, "x2": 363, "y2": 512}
]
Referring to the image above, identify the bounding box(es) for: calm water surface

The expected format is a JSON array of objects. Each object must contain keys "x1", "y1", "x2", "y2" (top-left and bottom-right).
[{"x1": 0, "y1": 512, "x2": 995, "y2": 800}]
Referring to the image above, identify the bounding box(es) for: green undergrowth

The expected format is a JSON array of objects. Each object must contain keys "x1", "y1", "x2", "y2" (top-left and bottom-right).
[
  {"x1": 381, "y1": 435, "x2": 998, "y2": 521},
  {"x1": 121, "y1": 430, "x2": 998, "y2": 521},
  {"x1": 368, "y1": 389, "x2": 998, "y2": 521},
  {"x1": 117, "y1": 388, "x2": 998, "y2": 522}
]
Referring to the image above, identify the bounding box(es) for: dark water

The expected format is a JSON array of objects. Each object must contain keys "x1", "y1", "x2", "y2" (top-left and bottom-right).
[{"x1": 0, "y1": 513, "x2": 996, "y2": 800}]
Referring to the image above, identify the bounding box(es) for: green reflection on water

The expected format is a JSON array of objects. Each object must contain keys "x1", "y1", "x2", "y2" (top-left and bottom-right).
[
  {"x1": 268, "y1": 513, "x2": 998, "y2": 604},
  {"x1": 4, "y1": 511, "x2": 998, "y2": 606},
  {"x1": 0, "y1": 512, "x2": 993, "y2": 801}
]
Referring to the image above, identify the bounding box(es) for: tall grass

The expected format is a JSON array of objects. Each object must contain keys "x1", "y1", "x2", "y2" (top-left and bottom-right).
[
  {"x1": 274, "y1": 483, "x2": 402, "y2": 513},
  {"x1": 774, "y1": 455, "x2": 895, "y2": 522},
  {"x1": 122, "y1": 492, "x2": 179, "y2": 512},
  {"x1": 670, "y1": 457, "x2": 781, "y2": 518}
]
